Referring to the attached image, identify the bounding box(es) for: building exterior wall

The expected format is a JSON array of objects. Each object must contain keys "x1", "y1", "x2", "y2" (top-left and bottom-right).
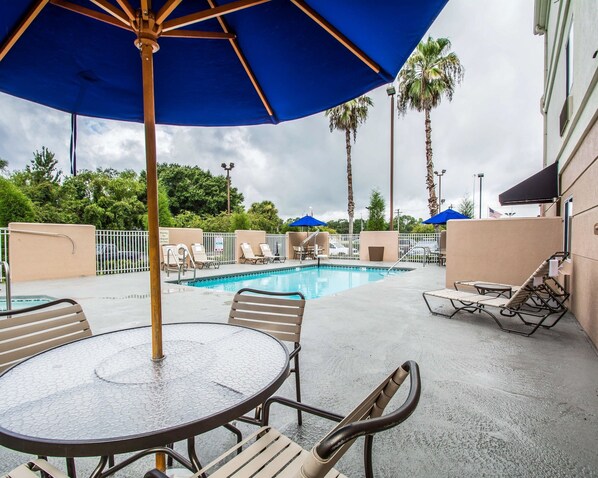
[
  {"x1": 446, "y1": 218, "x2": 563, "y2": 289},
  {"x1": 359, "y1": 231, "x2": 399, "y2": 262},
  {"x1": 8, "y1": 223, "x2": 96, "y2": 281},
  {"x1": 158, "y1": 227, "x2": 203, "y2": 261},
  {"x1": 535, "y1": 0, "x2": 598, "y2": 346}
]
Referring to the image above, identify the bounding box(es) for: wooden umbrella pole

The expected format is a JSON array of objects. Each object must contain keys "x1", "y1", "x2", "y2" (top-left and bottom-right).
[{"x1": 139, "y1": 30, "x2": 166, "y2": 472}]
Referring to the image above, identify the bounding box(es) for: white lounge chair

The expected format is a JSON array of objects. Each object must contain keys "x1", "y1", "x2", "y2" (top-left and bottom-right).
[
  {"x1": 190, "y1": 243, "x2": 220, "y2": 269},
  {"x1": 239, "y1": 242, "x2": 267, "y2": 264},
  {"x1": 259, "y1": 243, "x2": 286, "y2": 263}
]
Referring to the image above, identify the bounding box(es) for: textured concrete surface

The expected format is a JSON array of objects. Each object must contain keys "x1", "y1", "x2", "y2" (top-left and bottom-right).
[{"x1": 1, "y1": 261, "x2": 597, "y2": 477}]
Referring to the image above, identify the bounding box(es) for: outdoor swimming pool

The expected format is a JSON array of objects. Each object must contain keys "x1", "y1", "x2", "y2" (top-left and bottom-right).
[
  {"x1": 183, "y1": 265, "x2": 408, "y2": 300},
  {"x1": 0, "y1": 295, "x2": 55, "y2": 312}
]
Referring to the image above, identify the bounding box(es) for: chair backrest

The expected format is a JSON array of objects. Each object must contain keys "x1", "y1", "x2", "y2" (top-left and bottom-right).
[
  {"x1": 241, "y1": 242, "x2": 257, "y2": 259},
  {"x1": 191, "y1": 243, "x2": 208, "y2": 261},
  {"x1": 301, "y1": 361, "x2": 421, "y2": 478},
  {"x1": 0, "y1": 299, "x2": 92, "y2": 374},
  {"x1": 259, "y1": 243, "x2": 274, "y2": 258},
  {"x1": 176, "y1": 243, "x2": 193, "y2": 267},
  {"x1": 505, "y1": 259, "x2": 553, "y2": 309},
  {"x1": 229, "y1": 288, "x2": 305, "y2": 344}
]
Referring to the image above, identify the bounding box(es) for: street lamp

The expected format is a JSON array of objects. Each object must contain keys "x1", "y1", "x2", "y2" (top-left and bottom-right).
[
  {"x1": 386, "y1": 83, "x2": 396, "y2": 231},
  {"x1": 477, "y1": 173, "x2": 484, "y2": 218},
  {"x1": 434, "y1": 169, "x2": 446, "y2": 213},
  {"x1": 221, "y1": 162, "x2": 234, "y2": 214}
]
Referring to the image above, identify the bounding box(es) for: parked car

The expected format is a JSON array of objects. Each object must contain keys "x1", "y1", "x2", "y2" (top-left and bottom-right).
[
  {"x1": 399, "y1": 238, "x2": 416, "y2": 255},
  {"x1": 412, "y1": 240, "x2": 439, "y2": 253},
  {"x1": 96, "y1": 244, "x2": 143, "y2": 262},
  {"x1": 328, "y1": 240, "x2": 358, "y2": 256}
]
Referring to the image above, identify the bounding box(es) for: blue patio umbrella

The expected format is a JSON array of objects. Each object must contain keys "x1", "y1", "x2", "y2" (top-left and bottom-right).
[
  {"x1": 289, "y1": 215, "x2": 327, "y2": 228},
  {"x1": 423, "y1": 208, "x2": 469, "y2": 225},
  {"x1": 0, "y1": 0, "x2": 448, "y2": 360}
]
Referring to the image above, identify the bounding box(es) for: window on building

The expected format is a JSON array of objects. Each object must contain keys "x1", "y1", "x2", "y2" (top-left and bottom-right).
[
  {"x1": 564, "y1": 197, "x2": 573, "y2": 255},
  {"x1": 566, "y1": 22, "x2": 574, "y2": 96}
]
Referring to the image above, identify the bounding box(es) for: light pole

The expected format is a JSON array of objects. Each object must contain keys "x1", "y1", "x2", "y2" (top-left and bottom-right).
[
  {"x1": 396, "y1": 209, "x2": 401, "y2": 233},
  {"x1": 477, "y1": 173, "x2": 484, "y2": 218},
  {"x1": 221, "y1": 162, "x2": 234, "y2": 214},
  {"x1": 386, "y1": 83, "x2": 396, "y2": 231},
  {"x1": 434, "y1": 169, "x2": 446, "y2": 212}
]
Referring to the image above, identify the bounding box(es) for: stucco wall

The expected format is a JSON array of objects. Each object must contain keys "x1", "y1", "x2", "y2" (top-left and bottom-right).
[
  {"x1": 446, "y1": 218, "x2": 563, "y2": 288},
  {"x1": 286, "y1": 232, "x2": 328, "y2": 257},
  {"x1": 359, "y1": 231, "x2": 399, "y2": 262},
  {"x1": 8, "y1": 223, "x2": 96, "y2": 281},
  {"x1": 236, "y1": 230, "x2": 266, "y2": 262}
]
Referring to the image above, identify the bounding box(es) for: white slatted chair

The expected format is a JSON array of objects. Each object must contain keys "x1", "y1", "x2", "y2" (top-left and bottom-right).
[{"x1": 2, "y1": 459, "x2": 68, "y2": 478}]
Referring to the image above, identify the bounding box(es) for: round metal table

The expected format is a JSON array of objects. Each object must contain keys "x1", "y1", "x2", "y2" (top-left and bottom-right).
[{"x1": 0, "y1": 322, "x2": 289, "y2": 461}]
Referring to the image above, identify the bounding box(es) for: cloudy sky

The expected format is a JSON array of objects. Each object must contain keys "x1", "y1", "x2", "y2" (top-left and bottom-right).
[{"x1": 0, "y1": 0, "x2": 544, "y2": 222}]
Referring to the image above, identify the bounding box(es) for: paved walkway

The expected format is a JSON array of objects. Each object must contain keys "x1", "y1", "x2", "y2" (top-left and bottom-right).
[{"x1": 2, "y1": 260, "x2": 597, "y2": 477}]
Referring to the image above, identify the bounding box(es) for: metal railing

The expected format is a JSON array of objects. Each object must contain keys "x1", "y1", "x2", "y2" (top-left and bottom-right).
[
  {"x1": 329, "y1": 234, "x2": 360, "y2": 260},
  {"x1": 398, "y1": 233, "x2": 441, "y2": 264},
  {"x1": 202, "y1": 232, "x2": 237, "y2": 265},
  {"x1": 0, "y1": 228, "x2": 8, "y2": 266},
  {"x1": 265, "y1": 234, "x2": 286, "y2": 259},
  {"x1": 96, "y1": 230, "x2": 149, "y2": 275}
]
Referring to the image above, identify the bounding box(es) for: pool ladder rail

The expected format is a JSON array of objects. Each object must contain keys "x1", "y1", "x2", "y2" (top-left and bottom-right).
[
  {"x1": 386, "y1": 246, "x2": 431, "y2": 274},
  {"x1": 1, "y1": 261, "x2": 11, "y2": 311}
]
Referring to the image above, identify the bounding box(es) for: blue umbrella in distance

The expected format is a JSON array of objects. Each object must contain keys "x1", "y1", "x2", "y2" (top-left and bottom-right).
[
  {"x1": 0, "y1": 0, "x2": 448, "y2": 359},
  {"x1": 289, "y1": 215, "x2": 327, "y2": 228},
  {"x1": 423, "y1": 208, "x2": 469, "y2": 225}
]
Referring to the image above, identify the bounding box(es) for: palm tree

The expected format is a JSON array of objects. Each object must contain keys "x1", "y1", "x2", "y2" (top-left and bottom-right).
[
  {"x1": 397, "y1": 36, "x2": 464, "y2": 217},
  {"x1": 325, "y1": 95, "x2": 373, "y2": 236}
]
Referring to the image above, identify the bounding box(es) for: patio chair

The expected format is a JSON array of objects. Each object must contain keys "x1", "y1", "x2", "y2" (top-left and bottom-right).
[
  {"x1": 259, "y1": 243, "x2": 286, "y2": 263},
  {"x1": 190, "y1": 243, "x2": 220, "y2": 269},
  {"x1": 293, "y1": 245, "x2": 308, "y2": 260},
  {"x1": 145, "y1": 361, "x2": 421, "y2": 478},
  {"x1": 239, "y1": 242, "x2": 267, "y2": 264},
  {"x1": 0, "y1": 299, "x2": 93, "y2": 475},
  {"x1": 0, "y1": 298, "x2": 92, "y2": 373},
  {"x1": 229, "y1": 288, "x2": 305, "y2": 424},
  {"x1": 423, "y1": 259, "x2": 569, "y2": 336},
  {"x1": 2, "y1": 459, "x2": 68, "y2": 478}
]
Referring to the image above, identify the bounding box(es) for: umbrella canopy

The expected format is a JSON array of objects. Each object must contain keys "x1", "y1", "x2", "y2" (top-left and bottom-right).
[
  {"x1": 289, "y1": 215, "x2": 327, "y2": 227},
  {"x1": 0, "y1": 0, "x2": 448, "y2": 362},
  {"x1": 423, "y1": 208, "x2": 469, "y2": 225}
]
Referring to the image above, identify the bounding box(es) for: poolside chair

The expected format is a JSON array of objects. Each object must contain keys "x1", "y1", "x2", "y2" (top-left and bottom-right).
[
  {"x1": 293, "y1": 245, "x2": 308, "y2": 260},
  {"x1": 229, "y1": 288, "x2": 305, "y2": 424},
  {"x1": 423, "y1": 259, "x2": 569, "y2": 336},
  {"x1": 0, "y1": 299, "x2": 93, "y2": 475},
  {"x1": 161, "y1": 243, "x2": 186, "y2": 276},
  {"x1": 259, "y1": 243, "x2": 286, "y2": 263},
  {"x1": 2, "y1": 459, "x2": 68, "y2": 478},
  {"x1": 145, "y1": 361, "x2": 421, "y2": 478},
  {"x1": 190, "y1": 243, "x2": 220, "y2": 269},
  {"x1": 239, "y1": 242, "x2": 267, "y2": 264}
]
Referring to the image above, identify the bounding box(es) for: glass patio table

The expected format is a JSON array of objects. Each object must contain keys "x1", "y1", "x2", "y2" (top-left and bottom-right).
[{"x1": 0, "y1": 322, "x2": 289, "y2": 475}]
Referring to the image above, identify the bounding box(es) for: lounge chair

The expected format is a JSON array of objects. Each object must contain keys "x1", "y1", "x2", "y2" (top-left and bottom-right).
[
  {"x1": 190, "y1": 243, "x2": 220, "y2": 269},
  {"x1": 240, "y1": 242, "x2": 267, "y2": 264},
  {"x1": 161, "y1": 243, "x2": 186, "y2": 276},
  {"x1": 2, "y1": 459, "x2": 68, "y2": 478},
  {"x1": 145, "y1": 361, "x2": 421, "y2": 478},
  {"x1": 259, "y1": 242, "x2": 286, "y2": 263},
  {"x1": 229, "y1": 288, "x2": 305, "y2": 424},
  {"x1": 423, "y1": 259, "x2": 569, "y2": 336}
]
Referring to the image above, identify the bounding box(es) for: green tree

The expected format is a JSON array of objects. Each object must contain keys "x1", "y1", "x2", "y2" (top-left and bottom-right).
[
  {"x1": 325, "y1": 95, "x2": 373, "y2": 236},
  {"x1": 247, "y1": 200, "x2": 282, "y2": 233},
  {"x1": 397, "y1": 37, "x2": 464, "y2": 217},
  {"x1": 200, "y1": 213, "x2": 232, "y2": 232},
  {"x1": 173, "y1": 211, "x2": 203, "y2": 228},
  {"x1": 457, "y1": 194, "x2": 474, "y2": 218},
  {"x1": 156, "y1": 163, "x2": 243, "y2": 216},
  {"x1": 397, "y1": 214, "x2": 420, "y2": 233},
  {"x1": 366, "y1": 189, "x2": 386, "y2": 231},
  {"x1": 231, "y1": 211, "x2": 251, "y2": 231},
  {"x1": 412, "y1": 223, "x2": 436, "y2": 233},
  {"x1": 0, "y1": 158, "x2": 8, "y2": 177},
  {"x1": 0, "y1": 177, "x2": 35, "y2": 226}
]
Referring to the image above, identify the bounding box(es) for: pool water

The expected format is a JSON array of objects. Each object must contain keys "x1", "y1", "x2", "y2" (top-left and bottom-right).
[
  {"x1": 0, "y1": 295, "x2": 55, "y2": 312},
  {"x1": 184, "y1": 265, "x2": 407, "y2": 300}
]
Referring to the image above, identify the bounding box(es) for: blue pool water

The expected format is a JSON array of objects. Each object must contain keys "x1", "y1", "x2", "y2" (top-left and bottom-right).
[
  {"x1": 184, "y1": 265, "x2": 407, "y2": 300},
  {"x1": 0, "y1": 295, "x2": 55, "y2": 312}
]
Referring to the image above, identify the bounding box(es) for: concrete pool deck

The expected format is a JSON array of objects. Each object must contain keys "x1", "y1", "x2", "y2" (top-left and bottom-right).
[{"x1": 2, "y1": 260, "x2": 597, "y2": 476}]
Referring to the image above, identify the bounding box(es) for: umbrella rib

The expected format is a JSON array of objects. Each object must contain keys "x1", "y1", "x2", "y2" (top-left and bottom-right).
[
  {"x1": 162, "y1": 0, "x2": 270, "y2": 32},
  {"x1": 207, "y1": 0, "x2": 275, "y2": 120},
  {"x1": 162, "y1": 30, "x2": 235, "y2": 39},
  {"x1": 51, "y1": 0, "x2": 134, "y2": 32},
  {"x1": 0, "y1": 0, "x2": 49, "y2": 63},
  {"x1": 114, "y1": 0, "x2": 136, "y2": 23},
  {"x1": 89, "y1": 0, "x2": 131, "y2": 26},
  {"x1": 156, "y1": 0, "x2": 183, "y2": 25},
  {"x1": 290, "y1": 0, "x2": 381, "y2": 75}
]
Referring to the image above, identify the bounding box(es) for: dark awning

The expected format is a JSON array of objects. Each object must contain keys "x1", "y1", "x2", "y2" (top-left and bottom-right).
[{"x1": 499, "y1": 162, "x2": 558, "y2": 206}]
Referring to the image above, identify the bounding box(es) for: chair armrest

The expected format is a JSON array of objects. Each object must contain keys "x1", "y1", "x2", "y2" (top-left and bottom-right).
[
  {"x1": 144, "y1": 471, "x2": 169, "y2": 478},
  {"x1": 316, "y1": 360, "x2": 421, "y2": 460},
  {"x1": 288, "y1": 343, "x2": 301, "y2": 360},
  {"x1": 262, "y1": 396, "x2": 344, "y2": 426}
]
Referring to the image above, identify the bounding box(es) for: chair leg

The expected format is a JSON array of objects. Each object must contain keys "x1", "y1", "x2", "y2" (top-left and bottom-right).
[
  {"x1": 294, "y1": 353, "x2": 302, "y2": 426},
  {"x1": 364, "y1": 435, "x2": 374, "y2": 478},
  {"x1": 66, "y1": 458, "x2": 76, "y2": 478}
]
